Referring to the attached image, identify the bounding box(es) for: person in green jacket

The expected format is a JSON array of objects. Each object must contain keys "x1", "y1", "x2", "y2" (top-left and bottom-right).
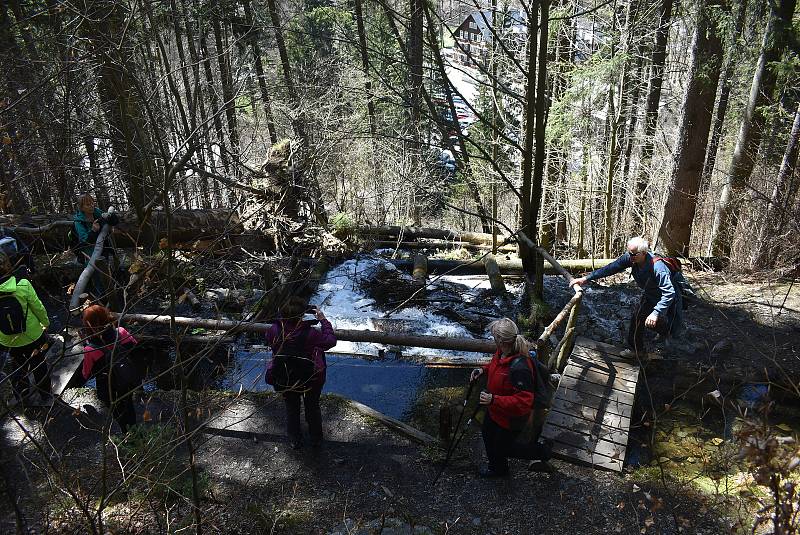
[{"x1": 0, "y1": 251, "x2": 51, "y2": 402}]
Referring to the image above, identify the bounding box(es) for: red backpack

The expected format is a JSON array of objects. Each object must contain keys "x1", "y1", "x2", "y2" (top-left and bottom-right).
[{"x1": 652, "y1": 255, "x2": 682, "y2": 273}]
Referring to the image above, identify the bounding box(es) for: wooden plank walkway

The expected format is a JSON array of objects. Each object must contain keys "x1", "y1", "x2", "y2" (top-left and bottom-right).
[{"x1": 541, "y1": 337, "x2": 640, "y2": 472}]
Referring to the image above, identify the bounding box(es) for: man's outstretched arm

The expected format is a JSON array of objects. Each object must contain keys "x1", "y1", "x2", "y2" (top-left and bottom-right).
[{"x1": 573, "y1": 254, "x2": 632, "y2": 286}]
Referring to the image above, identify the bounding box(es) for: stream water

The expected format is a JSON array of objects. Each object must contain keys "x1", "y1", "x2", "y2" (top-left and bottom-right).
[
  {"x1": 221, "y1": 350, "x2": 468, "y2": 419},
  {"x1": 208, "y1": 256, "x2": 574, "y2": 420}
]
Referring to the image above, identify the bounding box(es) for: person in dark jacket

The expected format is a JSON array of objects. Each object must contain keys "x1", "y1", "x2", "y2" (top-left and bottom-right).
[
  {"x1": 470, "y1": 318, "x2": 550, "y2": 477},
  {"x1": 572, "y1": 236, "x2": 683, "y2": 358},
  {"x1": 265, "y1": 297, "x2": 337, "y2": 449},
  {"x1": 81, "y1": 304, "x2": 142, "y2": 433},
  {"x1": 0, "y1": 251, "x2": 51, "y2": 404},
  {"x1": 0, "y1": 229, "x2": 34, "y2": 278}
]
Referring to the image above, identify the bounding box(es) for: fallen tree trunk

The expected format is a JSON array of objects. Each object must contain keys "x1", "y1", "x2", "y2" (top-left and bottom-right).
[
  {"x1": 1, "y1": 209, "x2": 244, "y2": 249},
  {"x1": 387, "y1": 257, "x2": 614, "y2": 275},
  {"x1": 113, "y1": 312, "x2": 497, "y2": 353},
  {"x1": 387, "y1": 256, "x2": 727, "y2": 275},
  {"x1": 370, "y1": 240, "x2": 516, "y2": 253},
  {"x1": 358, "y1": 225, "x2": 512, "y2": 246}
]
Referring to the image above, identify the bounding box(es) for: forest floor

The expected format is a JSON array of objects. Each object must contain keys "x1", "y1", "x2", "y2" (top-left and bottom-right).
[
  {"x1": 0, "y1": 256, "x2": 798, "y2": 534},
  {"x1": 0, "y1": 388, "x2": 735, "y2": 535}
]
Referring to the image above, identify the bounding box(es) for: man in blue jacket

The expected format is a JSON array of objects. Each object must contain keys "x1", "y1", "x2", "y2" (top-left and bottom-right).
[{"x1": 573, "y1": 237, "x2": 683, "y2": 358}]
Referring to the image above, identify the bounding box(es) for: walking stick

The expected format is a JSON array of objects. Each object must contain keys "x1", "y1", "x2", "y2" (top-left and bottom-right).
[{"x1": 432, "y1": 378, "x2": 482, "y2": 486}]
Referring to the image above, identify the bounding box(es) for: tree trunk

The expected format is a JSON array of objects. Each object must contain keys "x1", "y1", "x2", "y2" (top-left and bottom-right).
[
  {"x1": 529, "y1": 0, "x2": 550, "y2": 299},
  {"x1": 631, "y1": 0, "x2": 673, "y2": 232},
  {"x1": 700, "y1": 0, "x2": 748, "y2": 186},
  {"x1": 708, "y1": 0, "x2": 798, "y2": 257},
  {"x1": 753, "y1": 103, "x2": 800, "y2": 266},
  {"x1": 657, "y1": 1, "x2": 723, "y2": 256},
  {"x1": 178, "y1": 0, "x2": 215, "y2": 207},
  {"x1": 519, "y1": 0, "x2": 538, "y2": 263},
  {"x1": 1, "y1": 209, "x2": 244, "y2": 246},
  {"x1": 353, "y1": 0, "x2": 377, "y2": 141},
  {"x1": 541, "y1": 7, "x2": 573, "y2": 253},
  {"x1": 88, "y1": 0, "x2": 157, "y2": 224},
  {"x1": 211, "y1": 15, "x2": 240, "y2": 159},
  {"x1": 266, "y1": 0, "x2": 328, "y2": 225},
  {"x1": 408, "y1": 0, "x2": 424, "y2": 129},
  {"x1": 192, "y1": 0, "x2": 232, "y2": 178},
  {"x1": 241, "y1": 0, "x2": 278, "y2": 145}
]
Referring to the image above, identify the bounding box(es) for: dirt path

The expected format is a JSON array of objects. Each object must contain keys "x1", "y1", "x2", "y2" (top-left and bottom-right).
[{"x1": 0, "y1": 389, "x2": 731, "y2": 534}]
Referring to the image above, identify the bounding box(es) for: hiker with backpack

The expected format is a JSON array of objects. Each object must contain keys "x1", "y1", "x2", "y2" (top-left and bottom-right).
[
  {"x1": 469, "y1": 318, "x2": 551, "y2": 478},
  {"x1": 265, "y1": 297, "x2": 336, "y2": 449},
  {"x1": 0, "y1": 228, "x2": 35, "y2": 278},
  {"x1": 0, "y1": 250, "x2": 51, "y2": 404},
  {"x1": 72, "y1": 194, "x2": 120, "y2": 307},
  {"x1": 81, "y1": 304, "x2": 143, "y2": 433},
  {"x1": 572, "y1": 236, "x2": 684, "y2": 358}
]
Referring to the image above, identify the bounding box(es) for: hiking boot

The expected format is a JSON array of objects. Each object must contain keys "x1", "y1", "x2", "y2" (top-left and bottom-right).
[
  {"x1": 537, "y1": 438, "x2": 553, "y2": 462},
  {"x1": 619, "y1": 349, "x2": 639, "y2": 360},
  {"x1": 478, "y1": 466, "x2": 509, "y2": 478},
  {"x1": 27, "y1": 392, "x2": 54, "y2": 406},
  {"x1": 528, "y1": 461, "x2": 556, "y2": 473}
]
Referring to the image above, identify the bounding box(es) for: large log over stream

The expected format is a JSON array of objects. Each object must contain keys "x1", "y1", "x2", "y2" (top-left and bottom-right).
[
  {"x1": 113, "y1": 312, "x2": 497, "y2": 354},
  {"x1": 357, "y1": 225, "x2": 512, "y2": 246},
  {"x1": 387, "y1": 255, "x2": 728, "y2": 275},
  {"x1": 387, "y1": 257, "x2": 616, "y2": 275}
]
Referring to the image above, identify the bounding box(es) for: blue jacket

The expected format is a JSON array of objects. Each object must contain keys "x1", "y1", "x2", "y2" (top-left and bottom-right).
[{"x1": 586, "y1": 252, "x2": 683, "y2": 332}]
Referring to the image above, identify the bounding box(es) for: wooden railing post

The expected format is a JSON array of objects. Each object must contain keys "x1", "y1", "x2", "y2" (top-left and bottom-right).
[{"x1": 553, "y1": 295, "x2": 581, "y2": 372}]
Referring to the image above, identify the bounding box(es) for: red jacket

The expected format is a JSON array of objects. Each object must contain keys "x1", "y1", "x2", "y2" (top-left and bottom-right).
[
  {"x1": 483, "y1": 350, "x2": 535, "y2": 430},
  {"x1": 82, "y1": 327, "x2": 138, "y2": 380}
]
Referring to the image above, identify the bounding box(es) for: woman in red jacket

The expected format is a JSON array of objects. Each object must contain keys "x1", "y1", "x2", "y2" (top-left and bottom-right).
[
  {"x1": 81, "y1": 305, "x2": 142, "y2": 433},
  {"x1": 266, "y1": 297, "x2": 337, "y2": 449},
  {"x1": 471, "y1": 318, "x2": 543, "y2": 477}
]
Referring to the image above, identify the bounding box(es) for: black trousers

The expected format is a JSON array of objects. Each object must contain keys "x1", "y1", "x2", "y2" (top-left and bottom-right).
[
  {"x1": 481, "y1": 413, "x2": 550, "y2": 474},
  {"x1": 95, "y1": 359, "x2": 140, "y2": 433},
  {"x1": 627, "y1": 298, "x2": 672, "y2": 354},
  {"x1": 283, "y1": 385, "x2": 323, "y2": 443},
  {"x1": 7, "y1": 333, "x2": 50, "y2": 399}
]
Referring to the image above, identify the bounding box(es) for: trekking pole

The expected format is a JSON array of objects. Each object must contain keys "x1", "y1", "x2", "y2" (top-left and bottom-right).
[{"x1": 432, "y1": 379, "x2": 482, "y2": 486}]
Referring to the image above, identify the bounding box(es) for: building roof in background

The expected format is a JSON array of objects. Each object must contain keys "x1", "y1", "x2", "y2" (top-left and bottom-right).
[{"x1": 457, "y1": 8, "x2": 526, "y2": 42}]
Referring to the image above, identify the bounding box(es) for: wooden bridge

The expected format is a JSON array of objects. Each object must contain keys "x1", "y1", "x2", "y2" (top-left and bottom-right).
[{"x1": 540, "y1": 337, "x2": 640, "y2": 472}]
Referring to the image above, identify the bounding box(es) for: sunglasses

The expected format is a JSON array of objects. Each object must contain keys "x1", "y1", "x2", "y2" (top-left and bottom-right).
[{"x1": 629, "y1": 250, "x2": 646, "y2": 257}]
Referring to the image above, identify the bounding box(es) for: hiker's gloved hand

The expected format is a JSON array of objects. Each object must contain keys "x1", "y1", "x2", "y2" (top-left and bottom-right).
[
  {"x1": 470, "y1": 368, "x2": 483, "y2": 382},
  {"x1": 479, "y1": 391, "x2": 493, "y2": 405},
  {"x1": 645, "y1": 312, "x2": 658, "y2": 328}
]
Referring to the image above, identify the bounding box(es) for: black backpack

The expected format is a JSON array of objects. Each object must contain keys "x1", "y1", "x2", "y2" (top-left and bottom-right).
[
  {"x1": 0, "y1": 291, "x2": 26, "y2": 335},
  {"x1": 512, "y1": 351, "x2": 554, "y2": 410},
  {"x1": 268, "y1": 325, "x2": 315, "y2": 393}
]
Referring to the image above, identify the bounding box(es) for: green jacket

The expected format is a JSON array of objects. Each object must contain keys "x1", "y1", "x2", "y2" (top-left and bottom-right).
[{"x1": 0, "y1": 276, "x2": 49, "y2": 348}]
